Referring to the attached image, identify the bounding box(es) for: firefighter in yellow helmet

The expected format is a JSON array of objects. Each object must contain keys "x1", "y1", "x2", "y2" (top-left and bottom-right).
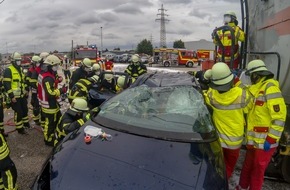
[
  {"x1": 0, "y1": 133, "x2": 18, "y2": 190},
  {"x1": 68, "y1": 75, "x2": 99, "y2": 104},
  {"x1": 237, "y1": 60, "x2": 286, "y2": 190},
  {"x1": 3, "y1": 52, "x2": 30, "y2": 134},
  {"x1": 69, "y1": 58, "x2": 92, "y2": 90},
  {"x1": 55, "y1": 98, "x2": 90, "y2": 145},
  {"x1": 37, "y1": 55, "x2": 67, "y2": 146},
  {"x1": 203, "y1": 62, "x2": 251, "y2": 180},
  {"x1": 125, "y1": 54, "x2": 146, "y2": 78},
  {"x1": 116, "y1": 75, "x2": 126, "y2": 93},
  {"x1": 26, "y1": 55, "x2": 41, "y2": 125},
  {"x1": 212, "y1": 11, "x2": 245, "y2": 69}
]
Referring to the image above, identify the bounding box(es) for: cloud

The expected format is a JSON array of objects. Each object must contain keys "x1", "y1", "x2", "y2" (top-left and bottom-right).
[
  {"x1": 189, "y1": 9, "x2": 212, "y2": 19},
  {"x1": 114, "y1": 3, "x2": 143, "y2": 14},
  {"x1": 160, "y1": 0, "x2": 192, "y2": 4}
]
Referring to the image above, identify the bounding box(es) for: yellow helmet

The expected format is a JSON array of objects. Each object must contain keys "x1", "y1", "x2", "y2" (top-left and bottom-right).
[
  {"x1": 39, "y1": 52, "x2": 49, "y2": 59},
  {"x1": 104, "y1": 73, "x2": 114, "y2": 83},
  {"x1": 92, "y1": 63, "x2": 101, "y2": 71},
  {"x1": 245, "y1": 59, "x2": 273, "y2": 76},
  {"x1": 117, "y1": 76, "x2": 126, "y2": 89},
  {"x1": 31, "y1": 55, "x2": 41, "y2": 62},
  {"x1": 44, "y1": 55, "x2": 61, "y2": 66},
  {"x1": 203, "y1": 69, "x2": 212, "y2": 80},
  {"x1": 131, "y1": 54, "x2": 139, "y2": 63},
  {"x1": 224, "y1": 11, "x2": 237, "y2": 19},
  {"x1": 70, "y1": 98, "x2": 89, "y2": 112},
  {"x1": 209, "y1": 62, "x2": 234, "y2": 91},
  {"x1": 11, "y1": 52, "x2": 22, "y2": 61},
  {"x1": 82, "y1": 58, "x2": 92, "y2": 68}
]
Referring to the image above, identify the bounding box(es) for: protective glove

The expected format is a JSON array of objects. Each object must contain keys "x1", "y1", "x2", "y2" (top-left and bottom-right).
[
  {"x1": 82, "y1": 112, "x2": 91, "y2": 122},
  {"x1": 263, "y1": 141, "x2": 271, "y2": 151}
]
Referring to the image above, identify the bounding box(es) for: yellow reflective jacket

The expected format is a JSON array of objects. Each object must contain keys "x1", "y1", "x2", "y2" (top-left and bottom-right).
[
  {"x1": 246, "y1": 78, "x2": 286, "y2": 149},
  {"x1": 204, "y1": 86, "x2": 251, "y2": 149},
  {"x1": 3, "y1": 65, "x2": 26, "y2": 98},
  {"x1": 214, "y1": 23, "x2": 245, "y2": 62}
]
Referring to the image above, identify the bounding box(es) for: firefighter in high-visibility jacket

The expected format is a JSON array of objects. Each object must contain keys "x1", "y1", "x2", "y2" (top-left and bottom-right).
[
  {"x1": 0, "y1": 76, "x2": 5, "y2": 137},
  {"x1": 125, "y1": 54, "x2": 146, "y2": 78},
  {"x1": 0, "y1": 133, "x2": 18, "y2": 190},
  {"x1": 26, "y1": 55, "x2": 41, "y2": 125},
  {"x1": 69, "y1": 58, "x2": 92, "y2": 90},
  {"x1": 54, "y1": 98, "x2": 90, "y2": 145},
  {"x1": 37, "y1": 55, "x2": 67, "y2": 146},
  {"x1": 213, "y1": 11, "x2": 245, "y2": 69},
  {"x1": 3, "y1": 52, "x2": 30, "y2": 134},
  {"x1": 68, "y1": 75, "x2": 99, "y2": 104},
  {"x1": 236, "y1": 60, "x2": 287, "y2": 190},
  {"x1": 203, "y1": 62, "x2": 251, "y2": 180}
]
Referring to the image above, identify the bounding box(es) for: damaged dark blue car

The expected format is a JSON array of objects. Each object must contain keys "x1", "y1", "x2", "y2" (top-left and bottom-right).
[{"x1": 32, "y1": 72, "x2": 228, "y2": 190}]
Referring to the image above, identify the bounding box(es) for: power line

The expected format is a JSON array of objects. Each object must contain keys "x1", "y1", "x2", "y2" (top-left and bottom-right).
[{"x1": 155, "y1": 4, "x2": 169, "y2": 48}]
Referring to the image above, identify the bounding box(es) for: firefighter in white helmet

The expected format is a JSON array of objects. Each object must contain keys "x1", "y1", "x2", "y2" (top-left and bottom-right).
[
  {"x1": 125, "y1": 54, "x2": 146, "y2": 78},
  {"x1": 37, "y1": 55, "x2": 67, "y2": 146},
  {"x1": 3, "y1": 52, "x2": 30, "y2": 134},
  {"x1": 69, "y1": 58, "x2": 92, "y2": 90},
  {"x1": 237, "y1": 60, "x2": 286, "y2": 190},
  {"x1": 203, "y1": 62, "x2": 251, "y2": 180},
  {"x1": 26, "y1": 55, "x2": 41, "y2": 125},
  {"x1": 55, "y1": 98, "x2": 90, "y2": 145},
  {"x1": 212, "y1": 11, "x2": 245, "y2": 69}
]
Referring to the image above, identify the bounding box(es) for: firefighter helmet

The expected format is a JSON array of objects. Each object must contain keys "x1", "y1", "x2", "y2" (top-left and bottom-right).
[
  {"x1": 92, "y1": 63, "x2": 101, "y2": 71},
  {"x1": 104, "y1": 73, "x2": 114, "y2": 83},
  {"x1": 64, "y1": 55, "x2": 67, "y2": 58},
  {"x1": 203, "y1": 69, "x2": 212, "y2": 80},
  {"x1": 11, "y1": 52, "x2": 22, "y2": 61},
  {"x1": 39, "y1": 52, "x2": 49, "y2": 59},
  {"x1": 131, "y1": 55, "x2": 139, "y2": 63},
  {"x1": 31, "y1": 55, "x2": 41, "y2": 62},
  {"x1": 211, "y1": 62, "x2": 233, "y2": 85},
  {"x1": 224, "y1": 11, "x2": 237, "y2": 19},
  {"x1": 224, "y1": 11, "x2": 237, "y2": 24},
  {"x1": 245, "y1": 59, "x2": 273, "y2": 76},
  {"x1": 44, "y1": 55, "x2": 61, "y2": 66},
  {"x1": 82, "y1": 58, "x2": 92, "y2": 68},
  {"x1": 70, "y1": 98, "x2": 89, "y2": 112},
  {"x1": 117, "y1": 75, "x2": 126, "y2": 89}
]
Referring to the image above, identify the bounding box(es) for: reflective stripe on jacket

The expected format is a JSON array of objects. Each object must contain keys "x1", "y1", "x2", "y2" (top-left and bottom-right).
[
  {"x1": 3, "y1": 65, "x2": 26, "y2": 98},
  {"x1": 246, "y1": 78, "x2": 286, "y2": 149},
  {"x1": 204, "y1": 87, "x2": 251, "y2": 149},
  {"x1": 0, "y1": 134, "x2": 9, "y2": 160},
  {"x1": 68, "y1": 78, "x2": 92, "y2": 101}
]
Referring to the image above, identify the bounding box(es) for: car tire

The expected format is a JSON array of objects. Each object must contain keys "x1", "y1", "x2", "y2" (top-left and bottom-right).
[
  {"x1": 187, "y1": 62, "x2": 193, "y2": 67},
  {"x1": 164, "y1": 61, "x2": 170, "y2": 67},
  {"x1": 281, "y1": 155, "x2": 290, "y2": 183}
]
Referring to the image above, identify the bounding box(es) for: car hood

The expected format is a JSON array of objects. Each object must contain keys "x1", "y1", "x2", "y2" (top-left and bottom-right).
[{"x1": 50, "y1": 121, "x2": 227, "y2": 190}]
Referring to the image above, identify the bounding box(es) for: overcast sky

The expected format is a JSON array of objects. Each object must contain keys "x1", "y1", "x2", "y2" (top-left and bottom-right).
[{"x1": 0, "y1": 0, "x2": 240, "y2": 54}]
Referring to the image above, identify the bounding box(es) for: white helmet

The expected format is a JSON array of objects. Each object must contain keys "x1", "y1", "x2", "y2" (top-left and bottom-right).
[
  {"x1": 39, "y1": 52, "x2": 49, "y2": 60},
  {"x1": 131, "y1": 54, "x2": 139, "y2": 63},
  {"x1": 44, "y1": 55, "x2": 61, "y2": 66},
  {"x1": 31, "y1": 55, "x2": 41, "y2": 62},
  {"x1": 92, "y1": 63, "x2": 101, "y2": 72},
  {"x1": 82, "y1": 58, "x2": 92, "y2": 68},
  {"x1": 209, "y1": 62, "x2": 234, "y2": 91},
  {"x1": 104, "y1": 73, "x2": 114, "y2": 83},
  {"x1": 203, "y1": 69, "x2": 212, "y2": 80},
  {"x1": 70, "y1": 98, "x2": 89, "y2": 112},
  {"x1": 245, "y1": 59, "x2": 273, "y2": 76},
  {"x1": 64, "y1": 55, "x2": 67, "y2": 58},
  {"x1": 11, "y1": 52, "x2": 22, "y2": 61}
]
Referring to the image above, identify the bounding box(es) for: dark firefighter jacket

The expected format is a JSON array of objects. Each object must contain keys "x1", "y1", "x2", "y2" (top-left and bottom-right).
[
  {"x1": 125, "y1": 64, "x2": 147, "y2": 78},
  {"x1": 69, "y1": 67, "x2": 88, "y2": 89}
]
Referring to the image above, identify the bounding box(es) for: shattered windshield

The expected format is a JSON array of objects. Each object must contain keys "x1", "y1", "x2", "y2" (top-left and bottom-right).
[{"x1": 95, "y1": 85, "x2": 216, "y2": 141}]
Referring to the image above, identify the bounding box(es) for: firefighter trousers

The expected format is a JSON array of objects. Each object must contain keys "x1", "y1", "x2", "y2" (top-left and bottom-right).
[
  {"x1": 239, "y1": 147, "x2": 276, "y2": 190},
  {"x1": 30, "y1": 93, "x2": 40, "y2": 124},
  {"x1": 42, "y1": 109, "x2": 61, "y2": 146},
  {"x1": 11, "y1": 97, "x2": 29, "y2": 130},
  {"x1": 223, "y1": 147, "x2": 240, "y2": 180},
  {"x1": 0, "y1": 157, "x2": 18, "y2": 190},
  {"x1": 0, "y1": 98, "x2": 4, "y2": 132}
]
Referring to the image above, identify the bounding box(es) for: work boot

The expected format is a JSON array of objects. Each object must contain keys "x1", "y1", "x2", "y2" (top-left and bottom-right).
[{"x1": 17, "y1": 128, "x2": 28, "y2": 135}]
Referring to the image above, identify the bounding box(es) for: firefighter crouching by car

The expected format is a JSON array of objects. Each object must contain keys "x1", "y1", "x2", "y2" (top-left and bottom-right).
[
  {"x1": 69, "y1": 58, "x2": 92, "y2": 90},
  {"x1": 54, "y1": 98, "x2": 90, "y2": 146},
  {"x1": 203, "y1": 62, "x2": 251, "y2": 180},
  {"x1": 37, "y1": 55, "x2": 67, "y2": 146},
  {"x1": 68, "y1": 75, "x2": 99, "y2": 104},
  {"x1": 26, "y1": 55, "x2": 41, "y2": 125},
  {"x1": 0, "y1": 133, "x2": 18, "y2": 190},
  {"x1": 236, "y1": 60, "x2": 287, "y2": 190},
  {"x1": 213, "y1": 11, "x2": 245, "y2": 69},
  {"x1": 125, "y1": 54, "x2": 147, "y2": 79},
  {"x1": 3, "y1": 52, "x2": 30, "y2": 134}
]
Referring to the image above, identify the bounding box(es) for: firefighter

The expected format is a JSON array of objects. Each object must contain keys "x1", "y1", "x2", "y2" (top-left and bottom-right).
[
  {"x1": 26, "y1": 55, "x2": 41, "y2": 125},
  {"x1": 236, "y1": 60, "x2": 286, "y2": 190},
  {"x1": 68, "y1": 75, "x2": 99, "y2": 104},
  {"x1": 125, "y1": 54, "x2": 147, "y2": 78},
  {"x1": 0, "y1": 76, "x2": 6, "y2": 137},
  {"x1": 37, "y1": 55, "x2": 67, "y2": 146},
  {"x1": 104, "y1": 57, "x2": 114, "y2": 71},
  {"x1": 61, "y1": 55, "x2": 72, "y2": 83},
  {"x1": 213, "y1": 11, "x2": 245, "y2": 68},
  {"x1": 203, "y1": 62, "x2": 251, "y2": 180},
  {"x1": 54, "y1": 98, "x2": 90, "y2": 145},
  {"x1": 69, "y1": 58, "x2": 92, "y2": 90},
  {"x1": 3, "y1": 52, "x2": 30, "y2": 134},
  {"x1": 0, "y1": 133, "x2": 18, "y2": 190},
  {"x1": 116, "y1": 76, "x2": 126, "y2": 93},
  {"x1": 92, "y1": 63, "x2": 101, "y2": 76}
]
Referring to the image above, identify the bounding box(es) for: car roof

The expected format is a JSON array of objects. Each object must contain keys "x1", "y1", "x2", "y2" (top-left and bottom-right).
[{"x1": 131, "y1": 72, "x2": 199, "y2": 88}]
